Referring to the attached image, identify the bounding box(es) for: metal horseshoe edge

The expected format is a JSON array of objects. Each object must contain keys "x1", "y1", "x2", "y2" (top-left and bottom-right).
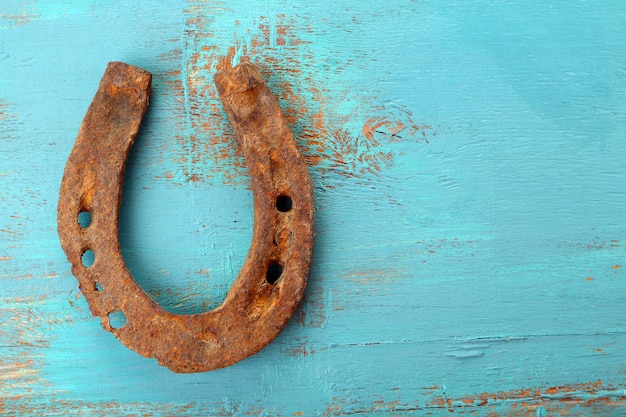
[{"x1": 57, "y1": 59, "x2": 315, "y2": 373}]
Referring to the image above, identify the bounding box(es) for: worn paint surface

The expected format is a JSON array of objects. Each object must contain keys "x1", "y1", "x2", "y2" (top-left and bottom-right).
[{"x1": 1, "y1": 0, "x2": 626, "y2": 415}]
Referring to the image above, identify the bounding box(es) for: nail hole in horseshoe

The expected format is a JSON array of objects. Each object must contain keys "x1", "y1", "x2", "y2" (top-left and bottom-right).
[
  {"x1": 78, "y1": 210, "x2": 92, "y2": 228},
  {"x1": 108, "y1": 310, "x2": 127, "y2": 329},
  {"x1": 94, "y1": 282, "x2": 103, "y2": 292},
  {"x1": 266, "y1": 262, "x2": 283, "y2": 285},
  {"x1": 276, "y1": 195, "x2": 292, "y2": 212},
  {"x1": 81, "y1": 249, "x2": 95, "y2": 268}
]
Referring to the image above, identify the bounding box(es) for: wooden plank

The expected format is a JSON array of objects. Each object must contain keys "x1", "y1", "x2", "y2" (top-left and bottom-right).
[{"x1": 1, "y1": 0, "x2": 626, "y2": 415}]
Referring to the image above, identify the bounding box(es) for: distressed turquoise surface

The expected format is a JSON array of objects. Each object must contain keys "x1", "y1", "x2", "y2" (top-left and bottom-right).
[{"x1": 1, "y1": 1, "x2": 626, "y2": 415}]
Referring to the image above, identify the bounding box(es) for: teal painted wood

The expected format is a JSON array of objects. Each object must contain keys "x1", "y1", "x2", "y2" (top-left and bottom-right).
[{"x1": 1, "y1": 1, "x2": 626, "y2": 415}]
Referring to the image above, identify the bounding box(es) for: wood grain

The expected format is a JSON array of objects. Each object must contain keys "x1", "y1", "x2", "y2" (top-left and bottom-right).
[{"x1": 1, "y1": 0, "x2": 626, "y2": 415}]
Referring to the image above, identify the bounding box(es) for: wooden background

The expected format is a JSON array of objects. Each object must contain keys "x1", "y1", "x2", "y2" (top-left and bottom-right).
[{"x1": 2, "y1": 1, "x2": 626, "y2": 415}]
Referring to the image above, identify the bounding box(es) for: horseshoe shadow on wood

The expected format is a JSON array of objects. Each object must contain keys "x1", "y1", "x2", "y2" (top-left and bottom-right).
[{"x1": 57, "y1": 59, "x2": 315, "y2": 373}]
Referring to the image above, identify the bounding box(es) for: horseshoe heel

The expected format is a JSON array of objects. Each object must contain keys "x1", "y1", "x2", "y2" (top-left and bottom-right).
[{"x1": 57, "y1": 60, "x2": 315, "y2": 373}]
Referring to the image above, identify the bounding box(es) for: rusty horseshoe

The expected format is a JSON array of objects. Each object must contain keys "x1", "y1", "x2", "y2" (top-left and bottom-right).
[{"x1": 57, "y1": 60, "x2": 315, "y2": 373}]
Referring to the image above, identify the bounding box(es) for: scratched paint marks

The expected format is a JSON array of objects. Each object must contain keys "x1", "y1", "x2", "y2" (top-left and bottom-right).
[
  {"x1": 163, "y1": 5, "x2": 247, "y2": 186},
  {"x1": 318, "y1": 381, "x2": 626, "y2": 416},
  {"x1": 149, "y1": 44, "x2": 188, "y2": 180},
  {"x1": 363, "y1": 114, "x2": 430, "y2": 144},
  {"x1": 415, "y1": 238, "x2": 481, "y2": 260},
  {"x1": 0, "y1": 398, "x2": 222, "y2": 416},
  {"x1": 283, "y1": 336, "x2": 315, "y2": 357},
  {"x1": 426, "y1": 380, "x2": 626, "y2": 416},
  {"x1": 0, "y1": 98, "x2": 69, "y2": 412},
  {"x1": 0, "y1": 213, "x2": 25, "y2": 254},
  {"x1": 323, "y1": 383, "x2": 448, "y2": 416},
  {"x1": 0, "y1": 7, "x2": 40, "y2": 29},
  {"x1": 325, "y1": 396, "x2": 416, "y2": 416},
  {"x1": 0, "y1": 99, "x2": 18, "y2": 148},
  {"x1": 339, "y1": 238, "x2": 481, "y2": 284},
  {"x1": 554, "y1": 238, "x2": 625, "y2": 285},
  {"x1": 0, "y1": 296, "x2": 51, "y2": 411},
  {"x1": 0, "y1": 99, "x2": 15, "y2": 121},
  {"x1": 312, "y1": 105, "x2": 433, "y2": 180},
  {"x1": 333, "y1": 237, "x2": 481, "y2": 297},
  {"x1": 0, "y1": 1, "x2": 106, "y2": 29},
  {"x1": 175, "y1": 9, "x2": 318, "y2": 186},
  {"x1": 0, "y1": 101, "x2": 23, "y2": 258},
  {"x1": 165, "y1": 4, "x2": 435, "y2": 188}
]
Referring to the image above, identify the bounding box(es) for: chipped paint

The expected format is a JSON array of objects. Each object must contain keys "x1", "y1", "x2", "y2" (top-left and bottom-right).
[
  {"x1": 0, "y1": 8, "x2": 40, "y2": 29},
  {"x1": 427, "y1": 380, "x2": 626, "y2": 416},
  {"x1": 154, "y1": 7, "x2": 436, "y2": 188}
]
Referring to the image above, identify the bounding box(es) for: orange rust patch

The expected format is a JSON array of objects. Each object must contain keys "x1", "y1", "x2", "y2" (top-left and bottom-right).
[
  {"x1": 612, "y1": 265, "x2": 621, "y2": 269},
  {"x1": 585, "y1": 277, "x2": 594, "y2": 281}
]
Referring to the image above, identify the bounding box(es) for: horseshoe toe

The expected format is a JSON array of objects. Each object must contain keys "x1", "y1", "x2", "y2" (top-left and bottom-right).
[{"x1": 57, "y1": 60, "x2": 315, "y2": 373}]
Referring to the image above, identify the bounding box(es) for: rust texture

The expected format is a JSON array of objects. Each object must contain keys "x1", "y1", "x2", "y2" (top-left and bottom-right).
[{"x1": 57, "y1": 60, "x2": 315, "y2": 372}]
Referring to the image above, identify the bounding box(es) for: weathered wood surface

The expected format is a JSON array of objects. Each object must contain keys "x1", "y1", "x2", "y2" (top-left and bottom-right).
[{"x1": 1, "y1": 1, "x2": 626, "y2": 415}]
